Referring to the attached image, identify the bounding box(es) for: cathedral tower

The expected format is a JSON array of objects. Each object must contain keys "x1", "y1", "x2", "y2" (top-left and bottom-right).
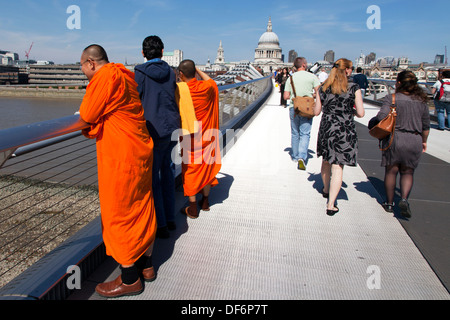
[{"x1": 215, "y1": 40, "x2": 225, "y2": 65}]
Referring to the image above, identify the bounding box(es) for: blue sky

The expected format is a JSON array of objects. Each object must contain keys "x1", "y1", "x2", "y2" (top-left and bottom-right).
[{"x1": 0, "y1": 0, "x2": 448, "y2": 65}]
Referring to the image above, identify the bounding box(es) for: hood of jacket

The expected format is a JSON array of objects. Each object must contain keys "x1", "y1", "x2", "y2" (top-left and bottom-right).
[{"x1": 135, "y1": 59, "x2": 172, "y2": 83}]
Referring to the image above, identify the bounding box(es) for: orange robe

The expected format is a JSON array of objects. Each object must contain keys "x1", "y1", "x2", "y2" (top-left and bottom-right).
[
  {"x1": 181, "y1": 78, "x2": 222, "y2": 197},
  {"x1": 79, "y1": 63, "x2": 156, "y2": 266}
]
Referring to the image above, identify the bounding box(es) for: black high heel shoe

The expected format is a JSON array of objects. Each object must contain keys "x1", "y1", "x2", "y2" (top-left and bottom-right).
[
  {"x1": 326, "y1": 206, "x2": 339, "y2": 216},
  {"x1": 322, "y1": 188, "x2": 329, "y2": 198}
]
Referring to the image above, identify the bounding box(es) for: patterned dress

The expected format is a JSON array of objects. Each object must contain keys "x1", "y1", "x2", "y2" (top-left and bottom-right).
[{"x1": 317, "y1": 83, "x2": 359, "y2": 166}]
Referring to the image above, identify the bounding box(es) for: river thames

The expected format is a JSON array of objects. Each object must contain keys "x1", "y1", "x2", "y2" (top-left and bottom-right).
[{"x1": 0, "y1": 96, "x2": 82, "y2": 130}]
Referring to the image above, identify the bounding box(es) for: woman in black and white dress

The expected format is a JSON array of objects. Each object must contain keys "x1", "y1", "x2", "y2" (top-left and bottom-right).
[{"x1": 314, "y1": 58, "x2": 365, "y2": 216}]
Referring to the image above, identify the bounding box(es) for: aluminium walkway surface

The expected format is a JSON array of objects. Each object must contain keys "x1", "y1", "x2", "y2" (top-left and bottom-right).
[{"x1": 69, "y1": 84, "x2": 450, "y2": 301}]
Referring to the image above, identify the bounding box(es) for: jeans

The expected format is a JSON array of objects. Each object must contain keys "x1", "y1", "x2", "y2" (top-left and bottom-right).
[
  {"x1": 289, "y1": 107, "x2": 312, "y2": 161},
  {"x1": 435, "y1": 100, "x2": 450, "y2": 129},
  {"x1": 152, "y1": 136, "x2": 177, "y2": 228}
]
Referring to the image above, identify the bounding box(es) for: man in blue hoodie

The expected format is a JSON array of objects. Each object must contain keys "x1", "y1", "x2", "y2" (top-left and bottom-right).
[{"x1": 135, "y1": 36, "x2": 181, "y2": 238}]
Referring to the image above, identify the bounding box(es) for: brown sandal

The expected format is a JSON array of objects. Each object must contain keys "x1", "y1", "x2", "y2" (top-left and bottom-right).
[
  {"x1": 181, "y1": 201, "x2": 199, "y2": 219},
  {"x1": 199, "y1": 196, "x2": 210, "y2": 211}
]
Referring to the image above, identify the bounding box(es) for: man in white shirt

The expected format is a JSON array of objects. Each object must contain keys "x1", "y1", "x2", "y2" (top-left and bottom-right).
[{"x1": 317, "y1": 67, "x2": 329, "y2": 83}]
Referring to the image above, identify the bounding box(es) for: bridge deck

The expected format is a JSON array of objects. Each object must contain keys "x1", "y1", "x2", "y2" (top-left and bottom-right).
[{"x1": 69, "y1": 84, "x2": 449, "y2": 300}]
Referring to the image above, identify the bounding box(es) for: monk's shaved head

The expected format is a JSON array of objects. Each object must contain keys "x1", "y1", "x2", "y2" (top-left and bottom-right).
[
  {"x1": 82, "y1": 44, "x2": 109, "y2": 64},
  {"x1": 80, "y1": 44, "x2": 110, "y2": 81},
  {"x1": 178, "y1": 59, "x2": 196, "y2": 79}
]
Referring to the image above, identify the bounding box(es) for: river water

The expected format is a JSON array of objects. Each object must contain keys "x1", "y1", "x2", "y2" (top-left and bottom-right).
[
  {"x1": 0, "y1": 96, "x2": 100, "y2": 290},
  {"x1": 0, "y1": 96, "x2": 82, "y2": 130}
]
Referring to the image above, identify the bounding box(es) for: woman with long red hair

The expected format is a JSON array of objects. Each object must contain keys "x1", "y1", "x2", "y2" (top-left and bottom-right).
[{"x1": 314, "y1": 58, "x2": 365, "y2": 216}]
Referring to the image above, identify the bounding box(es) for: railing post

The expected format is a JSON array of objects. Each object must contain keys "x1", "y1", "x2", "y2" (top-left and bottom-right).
[
  {"x1": 230, "y1": 87, "x2": 239, "y2": 116},
  {"x1": 241, "y1": 86, "x2": 248, "y2": 111},
  {"x1": 244, "y1": 85, "x2": 251, "y2": 108},
  {"x1": 368, "y1": 80, "x2": 377, "y2": 101},
  {"x1": 219, "y1": 92, "x2": 224, "y2": 127}
]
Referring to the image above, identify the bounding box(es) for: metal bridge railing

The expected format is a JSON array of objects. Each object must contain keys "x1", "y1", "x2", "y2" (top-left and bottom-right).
[
  {"x1": 0, "y1": 75, "x2": 272, "y2": 299},
  {"x1": 365, "y1": 78, "x2": 436, "y2": 103},
  {"x1": 363, "y1": 78, "x2": 438, "y2": 120}
]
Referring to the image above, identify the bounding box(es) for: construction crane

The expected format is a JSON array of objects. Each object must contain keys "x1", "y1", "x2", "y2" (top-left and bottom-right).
[{"x1": 25, "y1": 42, "x2": 34, "y2": 60}]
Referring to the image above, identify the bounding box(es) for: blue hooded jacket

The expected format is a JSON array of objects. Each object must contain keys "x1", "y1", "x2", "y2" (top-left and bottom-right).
[{"x1": 135, "y1": 59, "x2": 181, "y2": 140}]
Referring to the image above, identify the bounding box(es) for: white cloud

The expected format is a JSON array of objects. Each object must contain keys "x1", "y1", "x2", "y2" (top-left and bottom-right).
[{"x1": 129, "y1": 9, "x2": 144, "y2": 29}]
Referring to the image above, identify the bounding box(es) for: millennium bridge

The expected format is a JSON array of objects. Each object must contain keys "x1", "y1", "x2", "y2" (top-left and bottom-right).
[{"x1": 0, "y1": 74, "x2": 449, "y2": 303}]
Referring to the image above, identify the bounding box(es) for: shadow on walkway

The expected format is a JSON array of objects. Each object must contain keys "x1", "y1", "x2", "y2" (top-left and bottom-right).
[{"x1": 153, "y1": 172, "x2": 235, "y2": 272}]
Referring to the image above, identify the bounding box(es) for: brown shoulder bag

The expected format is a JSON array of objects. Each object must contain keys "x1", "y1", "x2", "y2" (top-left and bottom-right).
[
  {"x1": 369, "y1": 94, "x2": 397, "y2": 151},
  {"x1": 290, "y1": 76, "x2": 315, "y2": 118}
]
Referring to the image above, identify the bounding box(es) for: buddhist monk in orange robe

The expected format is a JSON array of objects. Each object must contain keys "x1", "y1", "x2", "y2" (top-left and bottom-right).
[
  {"x1": 177, "y1": 59, "x2": 222, "y2": 219},
  {"x1": 79, "y1": 45, "x2": 156, "y2": 298}
]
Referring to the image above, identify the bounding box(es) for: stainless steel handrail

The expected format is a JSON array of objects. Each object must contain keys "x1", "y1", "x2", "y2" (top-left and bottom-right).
[
  {"x1": 364, "y1": 78, "x2": 436, "y2": 102},
  {"x1": 0, "y1": 116, "x2": 87, "y2": 155},
  {"x1": 219, "y1": 75, "x2": 270, "y2": 91},
  {"x1": 0, "y1": 76, "x2": 270, "y2": 168}
]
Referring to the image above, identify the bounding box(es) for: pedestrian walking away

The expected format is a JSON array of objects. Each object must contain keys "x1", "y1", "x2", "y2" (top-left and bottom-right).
[
  {"x1": 284, "y1": 57, "x2": 320, "y2": 170},
  {"x1": 353, "y1": 67, "x2": 369, "y2": 97},
  {"x1": 370, "y1": 70, "x2": 430, "y2": 218},
  {"x1": 314, "y1": 58, "x2": 365, "y2": 216}
]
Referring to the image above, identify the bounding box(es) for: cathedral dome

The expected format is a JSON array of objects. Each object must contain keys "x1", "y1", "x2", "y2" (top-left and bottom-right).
[
  {"x1": 258, "y1": 32, "x2": 279, "y2": 46},
  {"x1": 258, "y1": 18, "x2": 279, "y2": 46}
]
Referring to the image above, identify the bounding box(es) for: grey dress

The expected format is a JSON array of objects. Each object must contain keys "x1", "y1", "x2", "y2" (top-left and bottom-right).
[
  {"x1": 375, "y1": 93, "x2": 430, "y2": 169},
  {"x1": 317, "y1": 83, "x2": 359, "y2": 166}
]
